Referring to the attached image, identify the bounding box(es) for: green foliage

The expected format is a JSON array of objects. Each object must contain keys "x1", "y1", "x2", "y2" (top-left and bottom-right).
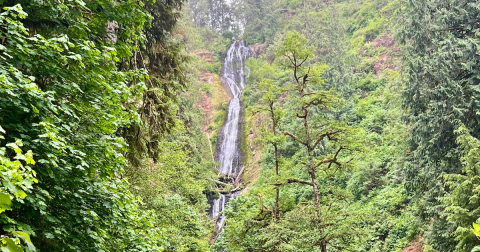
[
  {"x1": 188, "y1": 0, "x2": 245, "y2": 35},
  {"x1": 350, "y1": 185, "x2": 420, "y2": 252},
  {"x1": 0, "y1": 126, "x2": 37, "y2": 252},
  {"x1": 214, "y1": 1, "x2": 421, "y2": 251},
  {"x1": 345, "y1": 0, "x2": 390, "y2": 42},
  {"x1": 219, "y1": 30, "x2": 367, "y2": 252},
  {"x1": 6, "y1": 0, "x2": 480, "y2": 251},
  {"x1": 442, "y1": 123, "x2": 480, "y2": 252},
  {"x1": 0, "y1": 3, "x2": 164, "y2": 251},
  {"x1": 243, "y1": 57, "x2": 281, "y2": 109},
  {"x1": 275, "y1": 31, "x2": 314, "y2": 68},
  {"x1": 121, "y1": 0, "x2": 188, "y2": 169},
  {"x1": 471, "y1": 224, "x2": 480, "y2": 252},
  {"x1": 400, "y1": 0, "x2": 480, "y2": 250},
  {"x1": 152, "y1": 195, "x2": 210, "y2": 252}
]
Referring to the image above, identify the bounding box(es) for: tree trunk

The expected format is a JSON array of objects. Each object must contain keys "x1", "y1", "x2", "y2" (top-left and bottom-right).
[
  {"x1": 309, "y1": 166, "x2": 320, "y2": 205},
  {"x1": 321, "y1": 240, "x2": 327, "y2": 252},
  {"x1": 274, "y1": 143, "x2": 280, "y2": 218},
  {"x1": 271, "y1": 102, "x2": 281, "y2": 219}
]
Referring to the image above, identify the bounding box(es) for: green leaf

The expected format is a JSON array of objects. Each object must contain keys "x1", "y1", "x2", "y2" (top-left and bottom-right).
[
  {"x1": 24, "y1": 151, "x2": 35, "y2": 165},
  {"x1": 472, "y1": 223, "x2": 480, "y2": 237},
  {"x1": 0, "y1": 193, "x2": 12, "y2": 213},
  {"x1": 4, "y1": 238, "x2": 23, "y2": 252},
  {"x1": 13, "y1": 231, "x2": 35, "y2": 251}
]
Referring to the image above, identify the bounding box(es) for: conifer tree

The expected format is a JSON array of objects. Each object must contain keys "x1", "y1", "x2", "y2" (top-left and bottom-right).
[
  {"x1": 443, "y1": 122, "x2": 480, "y2": 252},
  {"x1": 400, "y1": 0, "x2": 480, "y2": 250}
]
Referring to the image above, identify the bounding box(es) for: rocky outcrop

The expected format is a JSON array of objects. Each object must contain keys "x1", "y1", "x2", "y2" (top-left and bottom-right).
[{"x1": 249, "y1": 42, "x2": 267, "y2": 58}]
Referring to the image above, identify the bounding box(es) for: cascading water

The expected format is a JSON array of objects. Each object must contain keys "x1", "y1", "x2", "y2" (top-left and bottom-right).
[{"x1": 210, "y1": 40, "x2": 251, "y2": 235}]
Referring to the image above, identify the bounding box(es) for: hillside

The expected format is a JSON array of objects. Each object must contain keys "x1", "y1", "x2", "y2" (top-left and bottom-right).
[{"x1": 1, "y1": 0, "x2": 479, "y2": 252}]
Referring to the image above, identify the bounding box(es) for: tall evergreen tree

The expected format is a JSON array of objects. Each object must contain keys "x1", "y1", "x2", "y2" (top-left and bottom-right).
[{"x1": 400, "y1": 0, "x2": 480, "y2": 250}]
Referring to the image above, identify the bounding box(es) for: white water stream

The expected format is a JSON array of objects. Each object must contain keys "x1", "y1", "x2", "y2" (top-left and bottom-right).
[{"x1": 210, "y1": 40, "x2": 250, "y2": 234}]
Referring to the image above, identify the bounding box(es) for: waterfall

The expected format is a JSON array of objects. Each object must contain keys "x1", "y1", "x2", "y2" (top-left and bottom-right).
[{"x1": 210, "y1": 40, "x2": 251, "y2": 236}]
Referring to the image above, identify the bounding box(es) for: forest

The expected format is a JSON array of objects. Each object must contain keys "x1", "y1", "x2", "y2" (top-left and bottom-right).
[{"x1": 0, "y1": 0, "x2": 479, "y2": 251}]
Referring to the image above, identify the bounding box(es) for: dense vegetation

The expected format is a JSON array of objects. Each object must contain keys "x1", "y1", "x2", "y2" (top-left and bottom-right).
[
  {"x1": 0, "y1": 0, "x2": 215, "y2": 251},
  {"x1": 196, "y1": 0, "x2": 480, "y2": 251},
  {"x1": 1, "y1": 0, "x2": 480, "y2": 251}
]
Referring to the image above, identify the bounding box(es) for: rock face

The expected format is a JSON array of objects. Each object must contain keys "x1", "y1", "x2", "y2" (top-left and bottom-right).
[
  {"x1": 195, "y1": 71, "x2": 215, "y2": 132},
  {"x1": 210, "y1": 41, "x2": 251, "y2": 236},
  {"x1": 249, "y1": 42, "x2": 266, "y2": 58}
]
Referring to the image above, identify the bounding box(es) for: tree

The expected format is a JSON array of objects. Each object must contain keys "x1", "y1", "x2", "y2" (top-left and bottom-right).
[
  {"x1": 189, "y1": 0, "x2": 210, "y2": 27},
  {"x1": 277, "y1": 31, "x2": 361, "y2": 252},
  {"x1": 256, "y1": 78, "x2": 286, "y2": 218},
  {"x1": 219, "y1": 31, "x2": 361, "y2": 252},
  {"x1": 276, "y1": 31, "x2": 351, "y2": 207},
  {"x1": 288, "y1": 1, "x2": 356, "y2": 98},
  {"x1": 400, "y1": 0, "x2": 480, "y2": 250},
  {"x1": 121, "y1": 0, "x2": 188, "y2": 170},
  {"x1": 442, "y1": 122, "x2": 480, "y2": 252},
  {"x1": 241, "y1": 0, "x2": 280, "y2": 45}
]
